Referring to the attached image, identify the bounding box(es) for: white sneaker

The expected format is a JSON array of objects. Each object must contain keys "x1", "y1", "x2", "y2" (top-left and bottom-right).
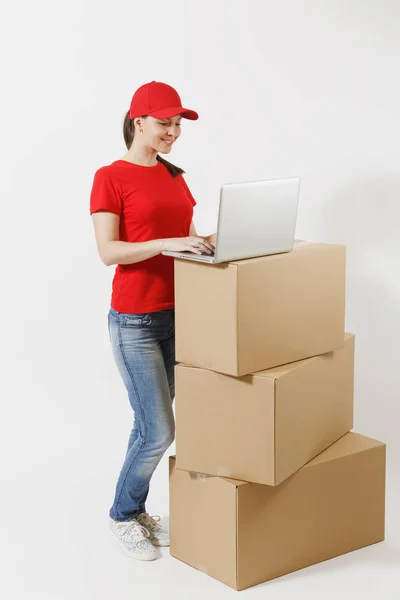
[
  {"x1": 109, "y1": 517, "x2": 158, "y2": 561},
  {"x1": 136, "y1": 512, "x2": 170, "y2": 547}
]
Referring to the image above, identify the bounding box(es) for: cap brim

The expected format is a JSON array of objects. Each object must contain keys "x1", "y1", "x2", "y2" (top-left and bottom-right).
[{"x1": 149, "y1": 106, "x2": 199, "y2": 120}]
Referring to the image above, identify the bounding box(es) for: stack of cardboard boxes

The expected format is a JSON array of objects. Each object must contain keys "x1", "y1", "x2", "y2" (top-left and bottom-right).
[{"x1": 169, "y1": 240, "x2": 386, "y2": 591}]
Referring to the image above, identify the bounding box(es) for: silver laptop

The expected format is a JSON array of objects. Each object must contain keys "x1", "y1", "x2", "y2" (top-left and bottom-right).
[{"x1": 162, "y1": 176, "x2": 301, "y2": 264}]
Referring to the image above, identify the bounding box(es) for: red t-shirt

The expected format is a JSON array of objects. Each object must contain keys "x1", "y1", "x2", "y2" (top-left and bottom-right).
[{"x1": 89, "y1": 159, "x2": 197, "y2": 313}]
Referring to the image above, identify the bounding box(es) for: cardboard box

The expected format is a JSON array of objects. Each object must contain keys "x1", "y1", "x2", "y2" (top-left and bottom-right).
[
  {"x1": 174, "y1": 241, "x2": 346, "y2": 377},
  {"x1": 169, "y1": 432, "x2": 386, "y2": 591},
  {"x1": 175, "y1": 333, "x2": 355, "y2": 485}
]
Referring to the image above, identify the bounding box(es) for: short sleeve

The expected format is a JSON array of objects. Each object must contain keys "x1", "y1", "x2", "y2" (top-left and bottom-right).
[
  {"x1": 89, "y1": 167, "x2": 122, "y2": 216},
  {"x1": 178, "y1": 173, "x2": 197, "y2": 207}
]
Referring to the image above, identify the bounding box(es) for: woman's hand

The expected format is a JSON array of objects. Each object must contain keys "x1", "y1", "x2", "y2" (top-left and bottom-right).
[
  {"x1": 207, "y1": 232, "x2": 217, "y2": 245},
  {"x1": 161, "y1": 236, "x2": 215, "y2": 255}
]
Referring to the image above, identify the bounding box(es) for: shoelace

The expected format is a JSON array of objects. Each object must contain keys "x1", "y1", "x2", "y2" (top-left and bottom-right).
[
  {"x1": 138, "y1": 513, "x2": 161, "y2": 531},
  {"x1": 117, "y1": 519, "x2": 151, "y2": 542}
]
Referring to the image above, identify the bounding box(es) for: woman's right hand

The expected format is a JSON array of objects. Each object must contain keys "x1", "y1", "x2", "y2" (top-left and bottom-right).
[{"x1": 161, "y1": 236, "x2": 215, "y2": 255}]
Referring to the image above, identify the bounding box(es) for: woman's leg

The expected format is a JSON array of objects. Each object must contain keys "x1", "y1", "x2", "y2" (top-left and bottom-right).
[
  {"x1": 134, "y1": 318, "x2": 177, "y2": 512},
  {"x1": 107, "y1": 307, "x2": 176, "y2": 522},
  {"x1": 124, "y1": 313, "x2": 176, "y2": 456}
]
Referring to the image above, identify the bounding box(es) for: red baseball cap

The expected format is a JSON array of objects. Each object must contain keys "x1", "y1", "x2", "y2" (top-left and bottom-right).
[{"x1": 128, "y1": 81, "x2": 199, "y2": 121}]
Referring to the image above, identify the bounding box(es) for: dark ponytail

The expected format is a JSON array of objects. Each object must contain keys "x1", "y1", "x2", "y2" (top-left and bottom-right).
[{"x1": 123, "y1": 113, "x2": 186, "y2": 178}]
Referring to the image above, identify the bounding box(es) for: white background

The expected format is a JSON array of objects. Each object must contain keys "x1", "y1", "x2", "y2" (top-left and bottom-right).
[{"x1": 1, "y1": 0, "x2": 399, "y2": 597}]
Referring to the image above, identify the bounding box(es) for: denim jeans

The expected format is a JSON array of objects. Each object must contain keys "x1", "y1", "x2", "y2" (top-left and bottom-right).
[{"x1": 107, "y1": 306, "x2": 176, "y2": 522}]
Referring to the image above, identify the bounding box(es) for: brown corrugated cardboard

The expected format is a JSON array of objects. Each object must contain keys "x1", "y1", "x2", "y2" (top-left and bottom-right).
[
  {"x1": 169, "y1": 431, "x2": 386, "y2": 591},
  {"x1": 174, "y1": 241, "x2": 346, "y2": 377},
  {"x1": 175, "y1": 333, "x2": 355, "y2": 485}
]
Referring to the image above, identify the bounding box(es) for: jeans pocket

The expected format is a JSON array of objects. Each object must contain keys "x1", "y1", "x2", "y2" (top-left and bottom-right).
[{"x1": 120, "y1": 313, "x2": 153, "y2": 328}]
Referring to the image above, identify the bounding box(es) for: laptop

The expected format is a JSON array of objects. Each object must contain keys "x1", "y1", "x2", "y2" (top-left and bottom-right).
[{"x1": 162, "y1": 176, "x2": 301, "y2": 264}]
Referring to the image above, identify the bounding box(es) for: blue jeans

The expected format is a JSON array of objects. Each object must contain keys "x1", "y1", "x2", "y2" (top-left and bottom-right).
[{"x1": 107, "y1": 306, "x2": 176, "y2": 522}]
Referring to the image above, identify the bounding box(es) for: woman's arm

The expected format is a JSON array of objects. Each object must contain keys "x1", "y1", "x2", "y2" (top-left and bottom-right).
[{"x1": 91, "y1": 211, "x2": 164, "y2": 266}]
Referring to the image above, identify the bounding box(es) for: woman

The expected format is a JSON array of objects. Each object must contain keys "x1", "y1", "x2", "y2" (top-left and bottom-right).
[{"x1": 89, "y1": 81, "x2": 216, "y2": 561}]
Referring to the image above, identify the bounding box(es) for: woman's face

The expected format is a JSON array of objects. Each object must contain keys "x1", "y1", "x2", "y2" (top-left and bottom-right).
[{"x1": 139, "y1": 114, "x2": 183, "y2": 153}]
